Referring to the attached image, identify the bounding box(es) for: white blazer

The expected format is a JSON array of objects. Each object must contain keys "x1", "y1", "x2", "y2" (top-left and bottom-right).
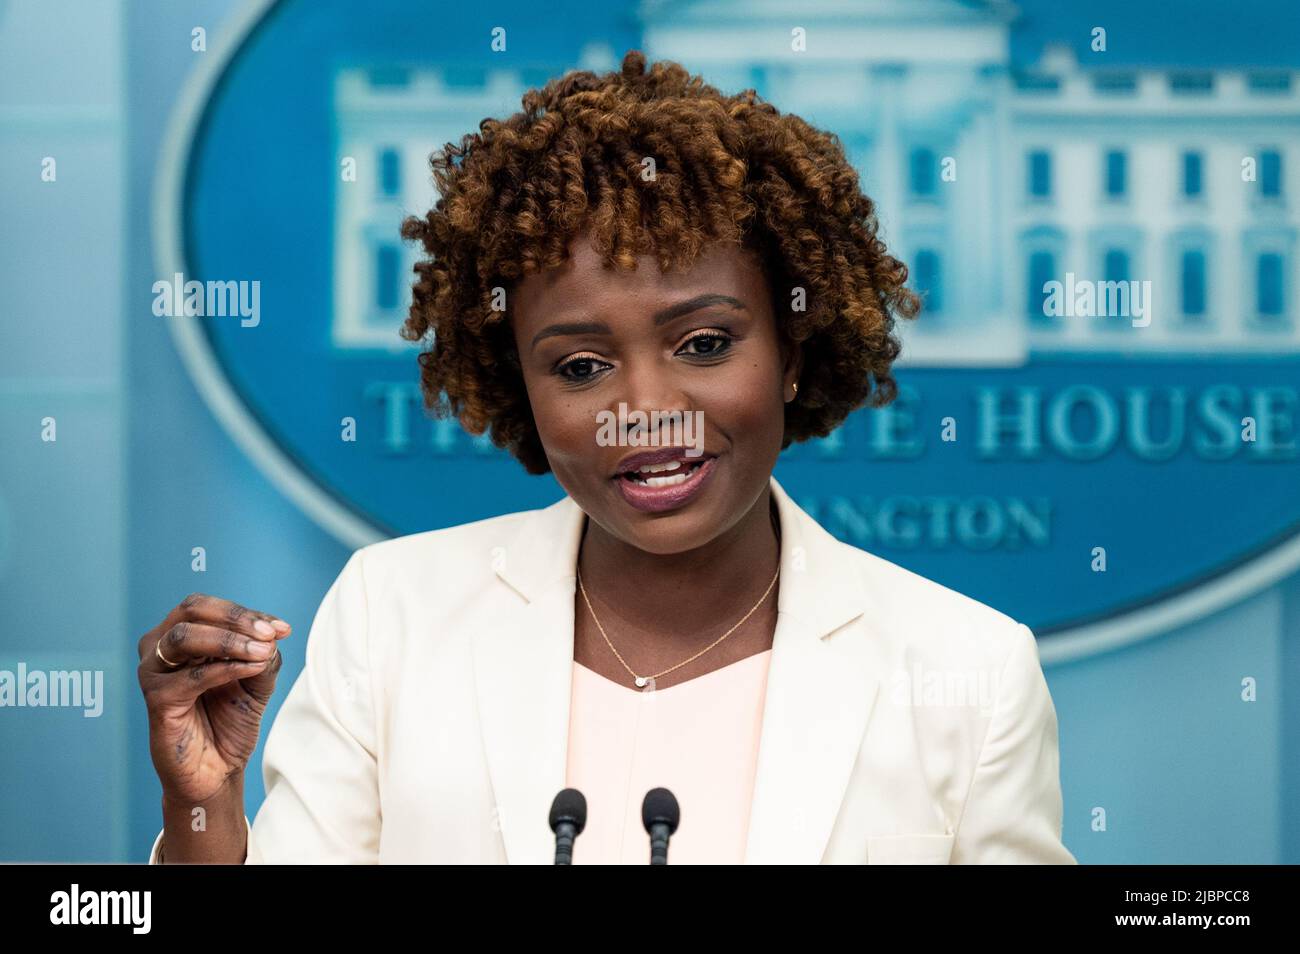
[{"x1": 150, "y1": 475, "x2": 1074, "y2": 864}]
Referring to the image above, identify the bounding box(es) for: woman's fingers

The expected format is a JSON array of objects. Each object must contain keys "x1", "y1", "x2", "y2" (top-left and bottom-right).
[
  {"x1": 138, "y1": 594, "x2": 294, "y2": 803},
  {"x1": 136, "y1": 594, "x2": 293, "y2": 710},
  {"x1": 145, "y1": 621, "x2": 278, "y2": 674},
  {"x1": 137, "y1": 593, "x2": 290, "y2": 662},
  {"x1": 145, "y1": 657, "x2": 277, "y2": 710},
  {"x1": 175, "y1": 592, "x2": 289, "y2": 637},
  {"x1": 230, "y1": 641, "x2": 285, "y2": 703}
]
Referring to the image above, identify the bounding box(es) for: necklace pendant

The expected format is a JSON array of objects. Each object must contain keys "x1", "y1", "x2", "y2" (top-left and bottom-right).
[{"x1": 634, "y1": 675, "x2": 648, "y2": 688}]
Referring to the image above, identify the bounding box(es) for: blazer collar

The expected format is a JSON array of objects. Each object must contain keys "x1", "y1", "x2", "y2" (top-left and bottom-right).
[
  {"x1": 472, "y1": 475, "x2": 880, "y2": 864},
  {"x1": 493, "y1": 475, "x2": 870, "y2": 640}
]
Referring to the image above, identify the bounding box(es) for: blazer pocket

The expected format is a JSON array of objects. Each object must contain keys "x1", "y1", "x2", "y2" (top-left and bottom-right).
[{"x1": 866, "y1": 833, "x2": 955, "y2": 865}]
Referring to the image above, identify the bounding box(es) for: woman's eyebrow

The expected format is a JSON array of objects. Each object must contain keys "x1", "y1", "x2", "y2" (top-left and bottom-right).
[
  {"x1": 530, "y1": 320, "x2": 611, "y2": 351},
  {"x1": 651, "y1": 293, "x2": 746, "y2": 327},
  {"x1": 529, "y1": 293, "x2": 747, "y2": 351}
]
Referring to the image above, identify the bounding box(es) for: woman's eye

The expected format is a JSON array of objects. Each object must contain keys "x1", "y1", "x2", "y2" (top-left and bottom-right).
[
  {"x1": 554, "y1": 333, "x2": 732, "y2": 382},
  {"x1": 678, "y1": 332, "x2": 733, "y2": 357},
  {"x1": 555, "y1": 356, "x2": 608, "y2": 382}
]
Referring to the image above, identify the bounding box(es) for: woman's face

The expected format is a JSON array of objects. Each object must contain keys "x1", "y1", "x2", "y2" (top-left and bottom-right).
[{"x1": 510, "y1": 231, "x2": 801, "y2": 555}]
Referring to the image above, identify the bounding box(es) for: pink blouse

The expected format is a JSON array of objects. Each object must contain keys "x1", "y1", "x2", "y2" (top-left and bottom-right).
[{"x1": 563, "y1": 649, "x2": 773, "y2": 864}]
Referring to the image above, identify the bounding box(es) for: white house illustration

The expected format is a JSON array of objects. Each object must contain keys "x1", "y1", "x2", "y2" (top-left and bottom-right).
[{"x1": 333, "y1": 0, "x2": 1298, "y2": 364}]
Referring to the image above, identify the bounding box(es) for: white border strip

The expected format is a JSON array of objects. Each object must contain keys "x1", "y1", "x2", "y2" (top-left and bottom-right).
[
  {"x1": 1036, "y1": 530, "x2": 1300, "y2": 665},
  {"x1": 152, "y1": 0, "x2": 383, "y2": 550},
  {"x1": 152, "y1": 0, "x2": 1300, "y2": 664}
]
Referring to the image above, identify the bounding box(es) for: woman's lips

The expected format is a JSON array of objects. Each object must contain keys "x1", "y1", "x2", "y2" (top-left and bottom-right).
[{"x1": 613, "y1": 456, "x2": 718, "y2": 513}]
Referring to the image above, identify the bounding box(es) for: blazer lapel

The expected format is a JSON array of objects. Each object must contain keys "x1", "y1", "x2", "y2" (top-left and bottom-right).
[
  {"x1": 472, "y1": 495, "x2": 586, "y2": 864},
  {"x1": 471, "y1": 476, "x2": 877, "y2": 865},
  {"x1": 742, "y1": 478, "x2": 878, "y2": 864}
]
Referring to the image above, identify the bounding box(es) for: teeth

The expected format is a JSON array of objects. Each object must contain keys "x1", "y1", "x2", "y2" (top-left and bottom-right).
[
  {"x1": 636, "y1": 461, "x2": 685, "y2": 474},
  {"x1": 626, "y1": 460, "x2": 704, "y2": 487},
  {"x1": 641, "y1": 470, "x2": 691, "y2": 487}
]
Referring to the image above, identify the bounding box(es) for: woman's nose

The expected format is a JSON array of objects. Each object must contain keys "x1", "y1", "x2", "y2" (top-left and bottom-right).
[{"x1": 614, "y1": 361, "x2": 692, "y2": 441}]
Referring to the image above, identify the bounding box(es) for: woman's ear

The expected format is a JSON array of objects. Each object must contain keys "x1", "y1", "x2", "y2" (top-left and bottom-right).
[{"x1": 782, "y1": 337, "x2": 804, "y2": 400}]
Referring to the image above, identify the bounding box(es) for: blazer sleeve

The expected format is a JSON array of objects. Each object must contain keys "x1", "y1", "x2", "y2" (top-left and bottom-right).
[
  {"x1": 949, "y1": 621, "x2": 1076, "y2": 864},
  {"x1": 245, "y1": 547, "x2": 382, "y2": 862}
]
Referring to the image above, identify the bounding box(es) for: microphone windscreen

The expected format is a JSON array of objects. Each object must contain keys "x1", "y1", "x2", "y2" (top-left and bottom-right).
[
  {"x1": 550, "y1": 788, "x2": 588, "y2": 834},
  {"x1": 641, "y1": 787, "x2": 680, "y2": 834}
]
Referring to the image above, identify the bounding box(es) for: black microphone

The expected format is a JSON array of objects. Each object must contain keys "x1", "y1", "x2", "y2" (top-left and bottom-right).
[
  {"x1": 549, "y1": 788, "x2": 587, "y2": 865},
  {"x1": 641, "y1": 788, "x2": 680, "y2": 865}
]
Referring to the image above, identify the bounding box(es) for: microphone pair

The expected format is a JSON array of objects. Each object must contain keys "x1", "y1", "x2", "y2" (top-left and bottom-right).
[{"x1": 549, "y1": 787, "x2": 679, "y2": 865}]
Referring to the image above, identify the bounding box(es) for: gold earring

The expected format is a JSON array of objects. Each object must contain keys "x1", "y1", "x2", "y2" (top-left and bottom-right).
[{"x1": 790, "y1": 382, "x2": 799, "y2": 400}]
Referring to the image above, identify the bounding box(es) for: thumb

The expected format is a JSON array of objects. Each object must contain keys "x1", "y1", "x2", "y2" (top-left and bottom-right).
[{"x1": 239, "y1": 644, "x2": 285, "y2": 703}]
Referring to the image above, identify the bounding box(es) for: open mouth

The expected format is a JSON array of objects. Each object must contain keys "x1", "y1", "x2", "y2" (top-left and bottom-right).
[
  {"x1": 613, "y1": 455, "x2": 718, "y2": 512},
  {"x1": 618, "y1": 458, "x2": 709, "y2": 487},
  {"x1": 618, "y1": 457, "x2": 712, "y2": 486}
]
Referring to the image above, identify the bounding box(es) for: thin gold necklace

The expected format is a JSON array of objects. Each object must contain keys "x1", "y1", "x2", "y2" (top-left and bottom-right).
[{"x1": 576, "y1": 560, "x2": 780, "y2": 689}]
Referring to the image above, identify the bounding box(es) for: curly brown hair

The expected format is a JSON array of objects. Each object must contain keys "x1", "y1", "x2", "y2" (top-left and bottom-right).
[{"x1": 399, "y1": 49, "x2": 921, "y2": 475}]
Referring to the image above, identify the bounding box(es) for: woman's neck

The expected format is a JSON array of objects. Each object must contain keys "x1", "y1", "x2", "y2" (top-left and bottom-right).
[{"x1": 574, "y1": 486, "x2": 782, "y2": 642}]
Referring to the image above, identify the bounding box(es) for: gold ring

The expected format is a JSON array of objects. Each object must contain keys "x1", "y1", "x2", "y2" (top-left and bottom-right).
[{"x1": 155, "y1": 639, "x2": 183, "y2": 669}]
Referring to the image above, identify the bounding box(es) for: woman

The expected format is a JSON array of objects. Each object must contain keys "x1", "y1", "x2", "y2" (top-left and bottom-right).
[{"x1": 139, "y1": 50, "x2": 1074, "y2": 864}]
